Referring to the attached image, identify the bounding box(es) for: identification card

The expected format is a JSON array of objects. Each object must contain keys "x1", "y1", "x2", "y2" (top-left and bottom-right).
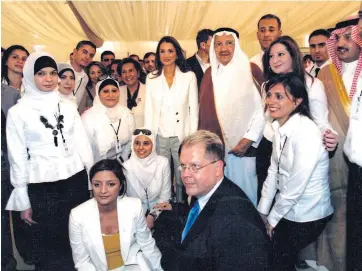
[
  {"x1": 351, "y1": 96, "x2": 361, "y2": 121},
  {"x1": 61, "y1": 141, "x2": 71, "y2": 157}
]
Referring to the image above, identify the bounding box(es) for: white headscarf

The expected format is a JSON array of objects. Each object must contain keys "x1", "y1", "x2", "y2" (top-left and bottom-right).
[
  {"x1": 93, "y1": 78, "x2": 127, "y2": 122},
  {"x1": 56, "y1": 63, "x2": 77, "y2": 104},
  {"x1": 18, "y1": 51, "x2": 59, "y2": 114},
  {"x1": 209, "y1": 30, "x2": 262, "y2": 152},
  {"x1": 127, "y1": 128, "x2": 158, "y2": 189}
]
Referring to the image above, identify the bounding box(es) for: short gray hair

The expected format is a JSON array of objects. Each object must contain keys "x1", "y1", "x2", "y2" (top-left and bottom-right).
[{"x1": 178, "y1": 130, "x2": 225, "y2": 162}]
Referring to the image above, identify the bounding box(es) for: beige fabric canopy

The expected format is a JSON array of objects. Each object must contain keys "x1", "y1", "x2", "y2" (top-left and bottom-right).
[{"x1": 1, "y1": 1, "x2": 360, "y2": 62}]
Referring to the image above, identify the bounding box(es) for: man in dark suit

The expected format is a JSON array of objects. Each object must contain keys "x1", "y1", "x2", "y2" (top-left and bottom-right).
[
  {"x1": 168, "y1": 130, "x2": 269, "y2": 271},
  {"x1": 186, "y1": 29, "x2": 213, "y2": 91}
]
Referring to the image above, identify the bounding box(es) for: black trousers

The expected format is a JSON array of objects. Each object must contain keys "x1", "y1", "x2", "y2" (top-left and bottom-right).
[
  {"x1": 1, "y1": 155, "x2": 17, "y2": 271},
  {"x1": 256, "y1": 137, "x2": 273, "y2": 203},
  {"x1": 22, "y1": 169, "x2": 89, "y2": 271},
  {"x1": 270, "y1": 215, "x2": 332, "y2": 271},
  {"x1": 346, "y1": 162, "x2": 362, "y2": 271}
]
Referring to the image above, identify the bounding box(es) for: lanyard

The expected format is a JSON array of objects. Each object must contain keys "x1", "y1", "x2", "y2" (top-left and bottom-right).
[
  {"x1": 110, "y1": 119, "x2": 121, "y2": 142},
  {"x1": 277, "y1": 136, "x2": 288, "y2": 185},
  {"x1": 144, "y1": 188, "x2": 151, "y2": 216},
  {"x1": 73, "y1": 77, "x2": 83, "y2": 96}
]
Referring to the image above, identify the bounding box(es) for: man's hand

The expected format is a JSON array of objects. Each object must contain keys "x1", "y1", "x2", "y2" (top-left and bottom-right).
[
  {"x1": 229, "y1": 138, "x2": 253, "y2": 157},
  {"x1": 323, "y1": 129, "x2": 338, "y2": 152}
]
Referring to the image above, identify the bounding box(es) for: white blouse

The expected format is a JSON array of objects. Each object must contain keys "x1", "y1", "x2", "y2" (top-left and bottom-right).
[
  {"x1": 81, "y1": 106, "x2": 135, "y2": 163},
  {"x1": 6, "y1": 100, "x2": 94, "y2": 211},
  {"x1": 258, "y1": 114, "x2": 334, "y2": 227},
  {"x1": 124, "y1": 155, "x2": 171, "y2": 216},
  {"x1": 119, "y1": 83, "x2": 146, "y2": 128}
]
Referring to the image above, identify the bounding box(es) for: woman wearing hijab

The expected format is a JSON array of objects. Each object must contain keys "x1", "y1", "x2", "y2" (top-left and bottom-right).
[
  {"x1": 5, "y1": 52, "x2": 94, "y2": 271},
  {"x1": 82, "y1": 77, "x2": 135, "y2": 164},
  {"x1": 118, "y1": 58, "x2": 146, "y2": 128},
  {"x1": 1, "y1": 45, "x2": 29, "y2": 95},
  {"x1": 57, "y1": 63, "x2": 77, "y2": 105},
  {"x1": 144, "y1": 36, "x2": 198, "y2": 203},
  {"x1": 124, "y1": 128, "x2": 171, "y2": 229}
]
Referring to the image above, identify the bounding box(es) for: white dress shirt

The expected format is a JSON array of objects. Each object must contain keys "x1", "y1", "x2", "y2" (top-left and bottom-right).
[
  {"x1": 250, "y1": 51, "x2": 264, "y2": 71},
  {"x1": 198, "y1": 178, "x2": 223, "y2": 212},
  {"x1": 309, "y1": 59, "x2": 331, "y2": 78},
  {"x1": 73, "y1": 69, "x2": 89, "y2": 106},
  {"x1": 342, "y1": 60, "x2": 362, "y2": 96},
  {"x1": 258, "y1": 114, "x2": 334, "y2": 227},
  {"x1": 195, "y1": 52, "x2": 211, "y2": 73},
  {"x1": 6, "y1": 100, "x2": 94, "y2": 211}
]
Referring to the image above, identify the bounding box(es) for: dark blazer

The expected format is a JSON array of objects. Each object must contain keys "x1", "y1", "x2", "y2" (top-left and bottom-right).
[
  {"x1": 168, "y1": 177, "x2": 270, "y2": 271},
  {"x1": 187, "y1": 54, "x2": 204, "y2": 91},
  {"x1": 1, "y1": 84, "x2": 20, "y2": 116}
]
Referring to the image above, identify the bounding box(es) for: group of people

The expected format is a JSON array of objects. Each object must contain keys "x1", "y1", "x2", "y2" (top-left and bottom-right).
[{"x1": 1, "y1": 8, "x2": 362, "y2": 271}]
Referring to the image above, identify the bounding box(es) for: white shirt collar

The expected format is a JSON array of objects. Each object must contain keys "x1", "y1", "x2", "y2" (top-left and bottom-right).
[
  {"x1": 342, "y1": 59, "x2": 358, "y2": 75},
  {"x1": 197, "y1": 177, "x2": 223, "y2": 212},
  {"x1": 272, "y1": 114, "x2": 302, "y2": 138}
]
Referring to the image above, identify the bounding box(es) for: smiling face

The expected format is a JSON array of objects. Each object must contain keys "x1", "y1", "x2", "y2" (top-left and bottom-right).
[
  {"x1": 73, "y1": 44, "x2": 96, "y2": 68},
  {"x1": 269, "y1": 43, "x2": 293, "y2": 74},
  {"x1": 99, "y1": 84, "x2": 120, "y2": 108},
  {"x1": 335, "y1": 27, "x2": 361, "y2": 63},
  {"x1": 121, "y1": 62, "x2": 139, "y2": 88},
  {"x1": 34, "y1": 67, "x2": 58, "y2": 92},
  {"x1": 159, "y1": 42, "x2": 177, "y2": 67},
  {"x1": 265, "y1": 83, "x2": 301, "y2": 126},
  {"x1": 6, "y1": 49, "x2": 28, "y2": 74},
  {"x1": 92, "y1": 170, "x2": 121, "y2": 208},
  {"x1": 133, "y1": 135, "x2": 153, "y2": 159},
  {"x1": 89, "y1": 64, "x2": 103, "y2": 85},
  {"x1": 214, "y1": 34, "x2": 235, "y2": 66},
  {"x1": 257, "y1": 18, "x2": 282, "y2": 51},
  {"x1": 58, "y1": 71, "x2": 75, "y2": 95}
]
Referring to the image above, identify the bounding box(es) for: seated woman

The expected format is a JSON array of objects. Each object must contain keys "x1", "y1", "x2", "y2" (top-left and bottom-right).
[
  {"x1": 82, "y1": 77, "x2": 135, "y2": 164},
  {"x1": 69, "y1": 159, "x2": 163, "y2": 271},
  {"x1": 123, "y1": 128, "x2": 171, "y2": 229},
  {"x1": 57, "y1": 63, "x2": 77, "y2": 105},
  {"x1": 257, "y1": 73, "x2": 334, "y2": 271}
]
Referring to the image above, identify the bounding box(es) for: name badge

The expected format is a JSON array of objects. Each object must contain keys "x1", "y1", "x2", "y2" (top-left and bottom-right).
[{"x1": 351, "y1": 96, "x2": 361, "y2": 121}]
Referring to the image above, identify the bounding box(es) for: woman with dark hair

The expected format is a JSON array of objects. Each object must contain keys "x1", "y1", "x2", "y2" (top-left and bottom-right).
[
  {"x1": 257, "y1": 73, "x2": 333, "y2": 271},
  {"x1": 83, "y1": 61, "x2": 106, "y2": 109},
  {"x1": 1, "y1": 45, "x2": 29, "y2": 95},
  {"x1": 118, "y1": 58, "x2": 146, "y2": 128},
  {"x1": 5, "y1": 51, "x2": 93, "y2": 271},
  {"x1": 144, "y1": 36, "x2": 198, "y2": 203},
  {"x1": 82, "y1": 77, "x2": 134, "y2": 164},
  {"x1": 69, "y1": 159, "x2": 163, "y2": 271}
]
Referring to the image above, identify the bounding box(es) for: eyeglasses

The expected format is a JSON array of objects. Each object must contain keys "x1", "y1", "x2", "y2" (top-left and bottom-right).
[
  {"x1": 103, "y1": 58, "x2": 114, "y2": 62},
  {"x1": 133, "y1": 129, "x2": 152, "y2": 136},
  {"x1": 98, "y1": 74, "x2": 118, "y2": 82},
  {"x1": 178, "y1": 160, "x2": 219, "y2": 173}
]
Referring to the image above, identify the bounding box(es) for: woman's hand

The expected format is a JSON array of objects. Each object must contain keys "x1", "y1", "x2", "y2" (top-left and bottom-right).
[
  {"x1": 259, "y1": 213, "x2": 268, "y2": 226},
  {"x1": 21, "y1": 208, "x2": 37, "y2": 226},
  {"x1": 146, "y1": 215, "x2": 155, "y2": 229},
  {"x1": 323, "y1": 129, "x2": 338, "y2": 151},
  {"x1": 229, "y1": 138, "x2": 253, "y2": 157},
  {"x1": 154, "y1": 202, "x2": 172, "y2": 211},
  {"x1": 266, "y1": 221, "x2": 274, "y2": 239}
]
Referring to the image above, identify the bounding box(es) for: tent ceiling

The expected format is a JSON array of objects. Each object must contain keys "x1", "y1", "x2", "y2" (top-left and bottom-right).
[{"x1": 1, "y1": 1, "x2": 360, "y2": 60}]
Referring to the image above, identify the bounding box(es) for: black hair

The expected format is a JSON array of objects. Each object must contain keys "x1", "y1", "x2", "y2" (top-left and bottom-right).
[
  {"x1": 153, "y1": 36, "x2": 190, "y2": 78},
  {"x1": 214, "y1": 27, "x2": 239, "y2": 39},
  {"x1": 143, "y1": 52, "x2": 156, "y2": 60},
  {"x1": 1, "y1": 47, "x2": 5, "y2": 52},
  {"x1": 257, "y1": 14, "x2": 282, "y2": 30},
  {"x1": 129, "y1": 54, "x2": 140, "y2": 61},
  {"x1": 101, "y1": 51, "x2": 115, "y2": 61},
  {"x1": 263, "y1": 36, "x2": 309, "y2": 85},
  {"x1": 308, "y1": 29, "x2": 331, "y2": 42},
  {"x1": 75, "y1": 40, "x2": 96, "y2": 51},
  {"x1": 265, "y1": 73, "x2": 312, "y2": 120},
  {"x1": 303, "y1": 54, "x2": 314, "y2": 63},
  {"x1": 196, "y1": 29, "x2": 214, "y2": 49},
  {"x1": 117, "y1": 57, "x2": 141, "y2": 79},
  {"x1": 89, "y1": 159, "x2": 127, "y2": 197},
  {"x1": 1, "y1": 45, "x2": 30, "y2": 85},
  {"x1": 109, "y1": 59, "x2": 122, "y2": 75},
  {"x1": 85, "y1": 61, "x2": 107, "y2": 88}
]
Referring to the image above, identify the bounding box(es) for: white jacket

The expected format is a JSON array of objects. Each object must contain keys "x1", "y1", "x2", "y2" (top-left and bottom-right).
[
  {"x1": 144, "y1": 67, "x2": 198, "y2": 142},
  {"x1": 69, "y1": 196, "x2": 163, "y2": 271}
]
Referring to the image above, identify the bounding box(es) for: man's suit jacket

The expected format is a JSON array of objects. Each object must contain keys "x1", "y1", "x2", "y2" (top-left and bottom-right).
[
  {"x1": 186, "y1": 54, "x2": 204, "y2": 91},
  {"x1": 169, "y1": 177, "x2": 270, "y2": 271},
  {"x1": 69, "y1": 196, "x2": 163, "y2": 271}
]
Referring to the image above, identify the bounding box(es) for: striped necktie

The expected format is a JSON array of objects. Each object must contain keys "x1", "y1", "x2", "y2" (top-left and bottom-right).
[{"x1": 181, "y1": 200, "x2": 200, "y2": 242}]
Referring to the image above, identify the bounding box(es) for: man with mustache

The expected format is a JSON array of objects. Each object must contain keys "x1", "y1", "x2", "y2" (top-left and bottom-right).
[
  {"x1": 316, "y1": 16, "x2": 362, "y2": 271},
  {"x1": 71, "y1": 40, "x2": 96, "y2": 114},
  {"x1": 250, "y1": 14, "x2": 282, "y2": 71},
  {"x1": 308, "y1": 29, "x2": 331, "y2": 78},
  {"x1": 198, "y1": 27, "x2": 265, "y2": 206}
]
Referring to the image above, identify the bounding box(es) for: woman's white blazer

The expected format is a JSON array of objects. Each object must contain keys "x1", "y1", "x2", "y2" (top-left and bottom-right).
[{"x1": 69, "y1": 196, "x2": 163, "y2": 271}]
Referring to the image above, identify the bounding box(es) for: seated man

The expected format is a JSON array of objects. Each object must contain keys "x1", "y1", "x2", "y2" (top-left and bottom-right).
[{"x1": 168, "y1": 130, "x2": 269, "y2": 271}]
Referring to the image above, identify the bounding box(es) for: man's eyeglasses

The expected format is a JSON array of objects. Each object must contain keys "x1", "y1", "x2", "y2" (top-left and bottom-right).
[
  {"x1": 133, "y1": 129, "x2": 152, "y2": 136},
  {"x1": 178, "y1": 160, "x2": 219, "y2": 173},
  {"x1": 103, "y1": 58, "x2": 114, "y2": 62}
]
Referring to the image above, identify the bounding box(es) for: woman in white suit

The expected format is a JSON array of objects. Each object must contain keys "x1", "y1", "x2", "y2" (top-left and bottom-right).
[
  {"x1": 124, "y1": 128, "x2": 171, "y2": 229},
  {"x1": 144, "y1": 36, "x2": 198, "y2": 203},
  {"x1": 69, "y1": 159, "x2": 163, "y2": 271}
]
